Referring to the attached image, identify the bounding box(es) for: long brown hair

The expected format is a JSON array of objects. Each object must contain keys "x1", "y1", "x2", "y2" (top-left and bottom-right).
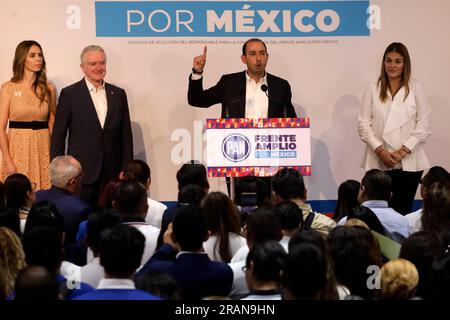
[
  {"x1": 421, "y1": 181, "x2": 450, "y2": 233},
  {"x1": 0, "y1": 227, "x2": 27, "y2": 299},
  {"x1": 11, "y1": 40, "x2": 51, "y2": 106},
  {"x1": 378, "y1": 42, "x2": 411, "y2": 103},
  {"x1": 201, "y1": 192, "x2": 242, "y2": 263}
]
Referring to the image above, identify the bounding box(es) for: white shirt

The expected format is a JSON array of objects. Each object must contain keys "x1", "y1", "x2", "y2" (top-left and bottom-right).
[
  {"x1": 405, "y1": 208, "x2": 422, "y2": 233},
  {"x1": 80, "y1": 257, "x2": 105, "y2": 289},
  {"x1": 85, "y1": 77, "x2": 107, "y2": 128},
  {"x1": 97, "y1": 278, "x2": 135, "y2": 290},
  {"x1": 145, "y1": 197, "x2": 167, "y2": 228},
  {"x1": 244, "y1": 72, "x2": 268, "y2": 119},
  {"x1": 190, "y1": 71, "x2": 269, "y2": 118},
  {"x1": 203, "y1": 233, "x2": 246, "y2": 262},
  {"x1": 124, "y1": 222, "x2": 160, "y2": 266}
]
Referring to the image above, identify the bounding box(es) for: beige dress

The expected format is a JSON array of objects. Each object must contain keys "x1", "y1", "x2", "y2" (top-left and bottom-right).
[{"x1": 1, "y1": 81, "x2": 52, "y2": 190}]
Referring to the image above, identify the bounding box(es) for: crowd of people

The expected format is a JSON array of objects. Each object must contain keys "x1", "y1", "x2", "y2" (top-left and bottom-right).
[
  {"x1": 0, "y1": 160, "x2": 449, "y2": 300},
  {"x1": 0, "y1": 37, "x2": 446, "y2": 300}
]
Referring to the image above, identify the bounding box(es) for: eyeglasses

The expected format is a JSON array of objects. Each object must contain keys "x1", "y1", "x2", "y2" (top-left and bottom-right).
[
  {"x1": 241, "y1": 265, "x2": 248, "y2": 273},
  {"x1": 73, "y1": 172, "x2": 85, "y2": 180}
]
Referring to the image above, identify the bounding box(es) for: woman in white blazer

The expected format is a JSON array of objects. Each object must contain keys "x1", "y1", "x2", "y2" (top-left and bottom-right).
[{"x1": 358, "y1": 42, "x2": 431, "y2": 215}]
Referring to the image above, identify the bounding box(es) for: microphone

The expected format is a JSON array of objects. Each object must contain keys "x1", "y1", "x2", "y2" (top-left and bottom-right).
[{"x1": 261, "y1": 84, "x2": 269, "y2": 97}]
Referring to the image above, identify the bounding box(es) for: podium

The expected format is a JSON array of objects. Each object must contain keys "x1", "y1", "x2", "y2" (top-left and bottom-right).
[{"x1": 205, "y1": 118, "x2": 311, "y2": 201}]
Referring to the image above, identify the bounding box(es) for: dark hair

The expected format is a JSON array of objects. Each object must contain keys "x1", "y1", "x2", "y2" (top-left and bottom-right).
[
  {"x1": 421, "y1": 181, "x2": 450, "y2": 233},
  {"x1": 114, "y1": 180, "x2": 148, "y2": 215},
  {"x1": 288, "y1": 229, "x2": 325, "y2": 253},
  {"x1": 24, "y1": 201, "x2": 64, "y2": 236},
  {"x1": 136, "y1": 271, "x2": 183, "y2": 300},
  {"x1": 123, "y1": 159, "x2": 151, "y2": 186},
  {"x1": 246, "y1": 207, "x2": 282, "y2": 245},
  {"x1": 421, "y1": 166, "x2": 450, "y2": 190},
  {"x1": 282, "y1": 243, "x2": 327, "y2": 300},
  {"x1": 22, "y1": 226, "x2": 62, "y2": 272},
  {"x1": 201, "y1": 192, "x2": 241, "y2": 263},
  {"x1": 400, "y1": 231, "x2": 445, "y2": 299},
  {"x1": 245, "y1": 241, "x2": 286, "y2": 283},
  {"x1": 242, "y1": 38, "x2": 267, "y2": 56},
  {"x1": 87, "y1": 208, "x2": 122, "y2": 255},
  {"x1": 333, "y1": 180, "x2": 361, "y2": 221},
  {"x1": 14, "y1": 266, "x2": 59, "y2": 301},
  {"x1": 4, "y1": 173, "x2": 32, "y2": 210},
  {"x1": 0, "y1": 207, "x2": 21, "y2": 237},
  {"x1": 97, "y1": 180, "x2": 120, "y2": 209},
  {"x1": 431, "y1": 255, "x2": 450, "y2": 301},
  {"x1": 274, "y1": 201, "x2": 303, "y2": 231},
  {"x1": 347, "y1": 205, "x2": 386, "y2": 236},
  {"x1": 0, "y1": 181, "x2": 5, "y2": 211},
  {"x1": 361, "y1": 169, "x2": 392, "y2": 201},
  {"x1": 176, "y1": 161, "x2": 209, "y2": 190},
  {"x1": 99, "y1": 224, "x2": 146, "y2": 277},
  {"x1": 272, "y1": 168, "x2": 306, "y2": 201},
  {"x1": 234, "y1": 176, "x2": 271, "y2": 207},
  {"x1": 328, "y1": 226, "x2": 382, "y2": 299},
  {"x1": 178, "y1": 184, "x2": 207, "y2": 205},
  {"x1": 288, "y1": 229, "x2": 340, "y2": 300},
  {"x1": 378, "y1": 42, "x2": 411, "y2": 103},
  {"x1": 172, "y1": 205, "x2": 208, "y2": 251}
]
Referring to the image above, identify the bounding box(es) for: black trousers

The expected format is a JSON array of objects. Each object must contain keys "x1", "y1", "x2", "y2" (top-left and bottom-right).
[
  {"x1": 386, "y1": 169, "x2": 423, "y2": 215},
  {"x1": 77, "y1": 164, "x2": 111, "y2": 209}
]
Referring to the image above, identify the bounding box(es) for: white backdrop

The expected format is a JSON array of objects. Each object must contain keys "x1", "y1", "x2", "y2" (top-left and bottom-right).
[{"x1": 1, "y1": 0, "x2": 449, "y2": 203}]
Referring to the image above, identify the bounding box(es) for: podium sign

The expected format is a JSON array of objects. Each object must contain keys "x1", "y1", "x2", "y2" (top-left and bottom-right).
[{"x1": 205, "y1": 118, "x2": 311, "y2": 177}]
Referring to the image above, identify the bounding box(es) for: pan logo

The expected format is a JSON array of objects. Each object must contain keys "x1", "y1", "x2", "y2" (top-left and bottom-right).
[{"x1": 222, "y1": 134, "x2": 251, "y2": 162}]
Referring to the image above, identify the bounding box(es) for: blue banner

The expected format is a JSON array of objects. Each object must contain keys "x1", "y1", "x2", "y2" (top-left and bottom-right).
[{"x1": 95, "y1": 1, "x2": 370, "y2": 37}]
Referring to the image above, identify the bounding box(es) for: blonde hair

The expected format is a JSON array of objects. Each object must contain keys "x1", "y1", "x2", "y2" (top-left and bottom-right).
[
  {"x1": 345, "y1": 218, "x2": 369, "y2": 230},
  {"x1": 0, "y1": 227, "x2": 27, "y2": 299},
  {"x1": 380, "y1": 258, "x2": 419, "y2": 300}
]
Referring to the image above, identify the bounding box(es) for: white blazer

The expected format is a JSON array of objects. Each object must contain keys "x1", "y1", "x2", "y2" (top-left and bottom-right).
[{"x1": 358, "y1": 79, "x2": 431, "y2": 172}]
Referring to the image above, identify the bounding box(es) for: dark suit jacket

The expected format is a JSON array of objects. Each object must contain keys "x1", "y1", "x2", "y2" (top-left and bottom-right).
[
  {"x1": 188, "y1": 71, "x2": 297, "y2": 118},
  {"x1": 35, "y1": 187, "x2": 92, "y2": 244},
  {"x1": 136, "y1": 244, "x2": 233, "y2": 300},
  {"x1": 51, "y1": 79, "x2": 133, "y2": 184}
]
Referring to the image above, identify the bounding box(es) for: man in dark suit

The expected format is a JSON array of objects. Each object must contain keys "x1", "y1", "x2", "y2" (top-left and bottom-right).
[
  {"x1": 188, "y1": 38, "x2": 297, "y2": 118},
  {"x1": 136, "y1": 205, "x2": 233, "y2": 300},
  {"x1": 51, "y1": 45, "x2": 133, "y2": 208}
]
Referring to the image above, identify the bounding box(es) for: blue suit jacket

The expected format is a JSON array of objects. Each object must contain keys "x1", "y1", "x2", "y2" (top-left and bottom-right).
[
  {"x1": 36, "y1": 187, "x2": 93, "y2": 244},
  {"x1": 137, "y1": 244, "x2": 233, "y2": 300},
  {"x1": 75, "y1": 289, "x2": 161, "y2": 300}
]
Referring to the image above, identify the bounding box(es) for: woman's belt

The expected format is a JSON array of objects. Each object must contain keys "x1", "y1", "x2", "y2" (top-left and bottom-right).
[{"x1": 9, "y1": 121, "x2": 48, "y2": 130}]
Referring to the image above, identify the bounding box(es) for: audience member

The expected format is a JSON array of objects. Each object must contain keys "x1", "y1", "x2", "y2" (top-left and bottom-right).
[
  {"x1": 201, "y1": 192, "x2": 245, "y2": 262},
  {"x1": 333, "y1": 179, "x2": 361, "y2": 222},
  {"x1": 421, "y1": 181, "x2": 450, "y2": 234},
  {"x1": 80, "y1": 208, "x2": 122, "y2": 288},
  {"x1": 137, "y1": 205, "x2": 233, "y2": 300},
  {"x1": 136, "y1": 271, "x2": 183, "y2": 300},
  {"x1": 4, "y1": 173, "x2": 34, "y2": 233},
  {"x1": 274, "y1": 201, "x2": 303, "y2": 251},
  {"x1": 430, "y1": 254, "x2": 450, "y2": 301},
  {"x1": 328, "y1": 226, "x2": 382, "y2": 299},
  {"x1": 35, "y1": 156, "x2": 92, "y2": 245},
  {"x1": 76, "y1": 224, "x2": 160, "y2": 300},
  {"x1": 0, "y1": 227, "x2": 26, "y2": 299},
  {"x1": 338, "y1": 169, "x2": 410, "y2": 243},
  {"x1": 14, "y1": 266, "x2": 60, "y2": 300},
  {"x1": 346, "y1": 205, "x2": 386, "y2": 236},
  {"x1": 0, "y1": 207, "x2": 21, "y2": 237},
  {"x1": 282, "y1": 243, "x2": 328, "y2": 300},
  {"x1": 378, "y1": 258, "x2": 419, "y2": 300},
  {"x1": 272, "y1": 168, "x2": 336, "y2": 236},
  {"x1": 399, "y1": 231, "x2": 445, "y2": 299},
  {"x1": 405, "y1": 166, "x2": 450, "y2": 232},
  {"x1": 241, "y1": 240, "x2": 286, "y2": 300},
  {"x1": 113, "y1": 180, "x2": 160, "y2": 265}
]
